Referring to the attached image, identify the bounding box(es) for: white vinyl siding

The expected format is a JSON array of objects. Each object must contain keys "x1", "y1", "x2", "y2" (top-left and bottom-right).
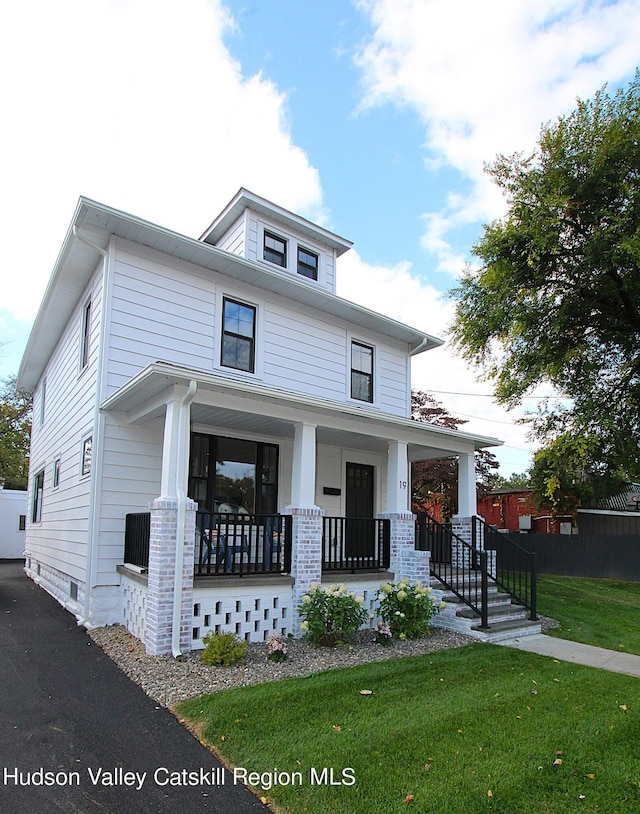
[
  {"x1": 213, "y1": 214, "x2": 245, "y2": 256},
  {"x1": 25, "y1": 264, "x2": 103, "y2": 582}
]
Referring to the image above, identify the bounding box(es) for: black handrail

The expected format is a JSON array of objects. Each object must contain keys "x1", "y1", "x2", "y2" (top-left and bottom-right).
[
  {"x1": 124, "y1": 512, "x2": 150, "y2": 569},
  {"x1": 322, "y1": 517, "x2": 390, "y2": 572},
  {"x1": 195, "y1": 512, "x2": 292, "y2": 576},
  {"x1": 416, "y1": 513, "x2": 489, "y2": 628},
  {"x1": 473, "y1": 516, "x2": 538, "y2": 620}
]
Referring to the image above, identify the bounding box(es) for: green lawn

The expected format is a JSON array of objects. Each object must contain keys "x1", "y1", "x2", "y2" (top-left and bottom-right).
[
  {"x1": 537, "y1": 575, "x2": 640, "y2": 655},
  {"x1": 176, "y1": 645, "x2": 640, "y2": 814}
]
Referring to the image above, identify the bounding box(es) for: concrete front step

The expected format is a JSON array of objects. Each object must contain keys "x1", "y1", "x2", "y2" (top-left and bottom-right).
[
  {"x1": 456, "y1": 605, "x2": 529, "y2": 624},
  {"x1": 470, "y1": 618, "x2": 542, "y2": 643}
]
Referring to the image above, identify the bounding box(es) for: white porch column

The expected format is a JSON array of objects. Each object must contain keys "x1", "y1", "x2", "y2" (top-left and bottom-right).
[
  {"x1": 290, "y1": 422, "x2": 318, "y2": 508},
  {"x1": 386, "y1": 440, "x2": 410, "y2": 513},
  {"x1": 146, "y1": 386, "x2": 197, "y2": 656},
  {"x1": 160, "y1": 396, "x2": 182, "y2": 499},
  {"x1": 457, "y1": 451, "x2": 477, "y2": 517}
]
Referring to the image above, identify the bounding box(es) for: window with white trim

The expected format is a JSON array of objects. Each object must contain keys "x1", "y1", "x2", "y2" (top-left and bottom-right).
[
  {"x1": 53, "y1": 457, "x2": 61, "y2": 489},
  {"x1": 80, "y1": 299, "x2": 92, "y2": 370},
  {"x1": 81, "y1": 437, "x2": 92, "y2": 477},
  {"x1": 263, "y1": 231, "x2": 287, "y2": 267},
  {"x1": 351, "y1": 341, "x2": 374, "y2": 403},
  {"x1": 297, "y1": 246, "x2": 318, "y2": 280},
  {"x1": 32, "y1": 469, "x2": 44, "y2": 523},
  {"x1": 221, "y1": 297, "x2": 256, "y2": 373}
]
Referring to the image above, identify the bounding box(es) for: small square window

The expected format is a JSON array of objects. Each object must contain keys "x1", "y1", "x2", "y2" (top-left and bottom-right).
[
  {"x1": 351, "y1": 341, "x2": 374, "y2": 403},
  {"x1": 263, "y1": 231, "x2": 287, "y2": 267},
  {"x1": 81, "y1": 437, "x2": 92, "y2": 477},
  {"x1": 297, "y1": 247, "x2": 318, "y2": 280}
]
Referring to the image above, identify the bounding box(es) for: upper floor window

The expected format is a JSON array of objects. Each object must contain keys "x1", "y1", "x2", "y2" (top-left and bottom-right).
[
  {"x1": 80, "y1": 299, "x2": 92, "y2": 370},
  {"x1": 263, "y1": 231, "x2": 287, "y2": 267},
  {"x1": 221, "y1": 297, "x2": 256, "y2": 373},
  {"x1": 297, "y1": 247, "x2": 318, "y2": 280},
  {"x1": 81, "y1": 437, "x2": 93, "y2": 477},
  {"x1": 32, "y1": 469, "x2": 44, "y2": 523},
  {"x1": 351, "y1": 341, "x2": 374, "y2": 403}
]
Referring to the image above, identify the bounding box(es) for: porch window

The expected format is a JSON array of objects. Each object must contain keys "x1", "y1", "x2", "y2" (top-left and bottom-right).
[
  {"x1": 351, "y1": 341, "x2": 374, "y2": 402},
  {"x1": 221, "y1": 298, "x2": 256, "y2": 373},
  {"x1": 189, "y1": 433, "x2": 278, "y2": 515}
]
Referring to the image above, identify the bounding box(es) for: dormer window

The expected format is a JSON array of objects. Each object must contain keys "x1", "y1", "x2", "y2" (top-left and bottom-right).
[
  {"x1": 263, "y1": 231, "x2": 287, "y2": 267},
  {"x1": 297, "y1": 247, "x2": 318, "y2": 280}
]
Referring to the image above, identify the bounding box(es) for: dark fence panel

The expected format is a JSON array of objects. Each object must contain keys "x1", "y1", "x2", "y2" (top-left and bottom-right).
[
  {"x1": 521, "y1": 534, "x2": 640, "y2": 581},
  {"x1": 577, "y1": 511, "x2": 640, "y2": 537}
]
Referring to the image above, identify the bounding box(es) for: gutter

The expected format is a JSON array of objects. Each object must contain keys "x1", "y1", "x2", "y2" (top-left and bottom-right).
[{"x1": 172, "y1": 380, "x2": 197, "y2": 658}]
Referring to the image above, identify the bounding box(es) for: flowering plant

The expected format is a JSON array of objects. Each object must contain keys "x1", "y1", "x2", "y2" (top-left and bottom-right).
[
  {"x1": 298, "y1": 582, "x2": 369, "y2": 646},
  {"x1": 373, "y1": 620, "x2": 392, "y2": 645},
  {"x1": 266, "y1": 632, "x2": 288, "y2": 662},
  {"x1": 377, "y1": 578, "x2": 443, "y2": 639}
]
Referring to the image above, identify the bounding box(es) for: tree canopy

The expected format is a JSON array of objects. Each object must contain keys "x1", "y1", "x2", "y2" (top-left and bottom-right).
[
  {"x1": 0, "y1": 375, "x2": 32, "y2": 490},
  {"x1": 450, "y1": 72, "x2": 640, "y2": 503}
]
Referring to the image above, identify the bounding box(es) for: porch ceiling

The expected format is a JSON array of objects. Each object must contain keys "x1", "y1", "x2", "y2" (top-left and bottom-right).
[{"x1": 101, "y1": 362, "x2": 502, "y2": 459}]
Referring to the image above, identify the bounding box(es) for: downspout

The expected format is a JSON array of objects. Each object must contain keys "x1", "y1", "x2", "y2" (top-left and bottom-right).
[
  {"x1": 73, "y1": 227, "x2": 108, "y2": 628},
  {"x1": 172, "y1": 380, "x2": 197, "y2": 658}
]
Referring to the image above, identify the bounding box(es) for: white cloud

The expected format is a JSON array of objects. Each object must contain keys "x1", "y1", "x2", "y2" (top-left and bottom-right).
[
  {"x1": 355, "y1": 0, "x2": 640, "y2": 273},
  {"x1": 0, "y1": 0, "x2": 323, "y2": 321}
]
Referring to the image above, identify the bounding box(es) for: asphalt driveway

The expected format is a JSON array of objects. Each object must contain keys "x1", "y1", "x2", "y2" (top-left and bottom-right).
[{"x1": 0, "y1": 561, "x2": 266, "y2": 813}]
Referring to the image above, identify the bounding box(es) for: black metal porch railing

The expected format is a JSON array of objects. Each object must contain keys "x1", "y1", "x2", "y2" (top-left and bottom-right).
[
  {"x1": 124, "y1": 512, "x2": 150, "y2": 569},
  {"x1": 195, "y1": 512, "x2": 292, "y2": 577},
  {"x1": 415, "y1": 513, "x2": 489, "y2": 628},
  {"x1": 474, "y1": 516, "x2": 538, "y2": 620},
  {"x1": 322, "y1": 517, "x2": 390, "y2": 573}
]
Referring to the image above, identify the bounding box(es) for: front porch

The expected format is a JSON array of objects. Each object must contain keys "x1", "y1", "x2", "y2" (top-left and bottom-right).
[{"x1": 103, "y1": 363, "x2": 499, "y2": 655}]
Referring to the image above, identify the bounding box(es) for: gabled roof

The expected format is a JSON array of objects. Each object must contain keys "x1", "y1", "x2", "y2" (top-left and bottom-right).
[
  {"x1": 200, "y1": 187, "x2": 353, "y2": 256},
  {"x1": 18, "y1": 197, "x2": 443, "y2": 391}
]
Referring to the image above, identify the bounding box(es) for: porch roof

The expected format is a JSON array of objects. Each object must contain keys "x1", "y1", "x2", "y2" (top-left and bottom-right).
[{"x1": 101, "y1": 362, "x2": 502, "y2": 460}]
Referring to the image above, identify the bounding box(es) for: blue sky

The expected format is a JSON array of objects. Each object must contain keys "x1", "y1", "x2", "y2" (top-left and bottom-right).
[{"x1": 2, "y1": 0, "x2": 639, "y2": 475}]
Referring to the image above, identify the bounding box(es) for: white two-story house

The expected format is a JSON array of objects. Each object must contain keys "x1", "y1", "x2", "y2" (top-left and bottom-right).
[{"x1": 18, "y1": 189, "x2": 500, "y2": 656}]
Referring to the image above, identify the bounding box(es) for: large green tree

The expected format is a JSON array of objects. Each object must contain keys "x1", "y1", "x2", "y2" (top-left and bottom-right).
[
  {"x1": 450, "y1": 72, "x2": 640, "y2": 506},
  {"x1": 0, "y1": 375, "x2": 32, "y2": 490}
]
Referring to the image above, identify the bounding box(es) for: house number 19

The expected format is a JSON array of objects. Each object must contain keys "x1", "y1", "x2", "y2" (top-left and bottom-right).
[{"x1": 399, "y1": 480, "x2": 407, "y2": 489}]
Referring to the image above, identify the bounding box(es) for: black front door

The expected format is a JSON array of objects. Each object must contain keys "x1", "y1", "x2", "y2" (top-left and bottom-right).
[{"x1": 345, "y1": 462, "x2": 375, "y2": 558}]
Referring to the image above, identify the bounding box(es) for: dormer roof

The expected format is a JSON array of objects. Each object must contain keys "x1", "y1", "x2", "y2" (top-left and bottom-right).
[{"x1": 199, "y1": 188, "x2": 353, "y2": 256}]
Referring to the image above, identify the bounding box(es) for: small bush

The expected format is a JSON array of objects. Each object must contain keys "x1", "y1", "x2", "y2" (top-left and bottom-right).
[
  {"x1": 377, "y1": 578, "x2": 444, "y2": 640},
  {"x1": 200, "y1": 631, "x2": 247, "y2": 666},
  {"x1": 298, "y1": 582, "x2": 369, "y2": 646},
  {"x1": 266, "y1": 632, "x2": 288, "y2": 662}
]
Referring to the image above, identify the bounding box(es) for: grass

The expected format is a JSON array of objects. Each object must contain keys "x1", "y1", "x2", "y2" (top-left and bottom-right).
[
  {"x1": 537, "y1": 575, "x2": 640, "y2": 655},
  {"x1": 176, "y1": 644, "x2": 640, "y2": 814}
]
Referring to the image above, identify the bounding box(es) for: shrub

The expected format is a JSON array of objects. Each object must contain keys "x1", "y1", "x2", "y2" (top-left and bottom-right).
[
  {"x1": 377, "y1": 578, "x2": 444, "y2": 640},
  {"x1": 298, "y1": 582, "x2": 369, "y2": 646},
  {"x1": 266, "y1": 632, "x2": 288, "y2": 662},
  {"x1": 200, "y1": 631, "x2": 247, "y2": 666}
]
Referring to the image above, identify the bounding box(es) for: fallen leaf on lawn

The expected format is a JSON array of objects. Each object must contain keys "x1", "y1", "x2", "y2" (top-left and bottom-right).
[
  {"x1": 360, "y1": 689, "x2": 373, "y2": 696},
  {"x1": 553, "y1": 759, "x2": 563, "y2": 766},
  {"x1": 619, "y1": 705, "x2": 628, "y2": 711},
  {"x1": 260, "y1": 797, "x2": 268, "y2": 804},
  {"x1": 530, "y1": 690, "x2": 538, "y2": 695},
  {"x1": 220, "y1": 735, "x2": 226, "y2": 741},
  {"x1": 587, "y1": 773, "x2": 596, "y2": 779},
  {"x1": 333, "y1": 725, "x2": 341, "y2": 731},
  {"x1": 403, "y1": 794, "x2": 414, "y2": 803},
  {"x1": 487, "y1": 789, "x2": 493, "y2": 797},
  {"x1": 424, "y1": 764, "x2": 431, "y2": 772},
  {"x1": 554, "y1": 751, "x2": 563, "y2": 756}
]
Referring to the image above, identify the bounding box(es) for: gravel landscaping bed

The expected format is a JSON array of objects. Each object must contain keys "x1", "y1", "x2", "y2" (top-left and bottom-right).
[
  {"x1": 89, "y1": 624, "x2": 476, "y2": 707},
  {"x1": 89, "y1": 616, "x2": 559, "y2": 708}
]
